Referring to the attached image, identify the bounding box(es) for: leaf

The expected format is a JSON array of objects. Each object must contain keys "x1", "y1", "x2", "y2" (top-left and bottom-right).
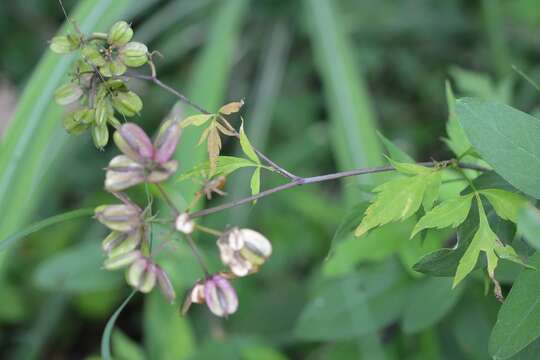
[
  {"x1": 326, "y1": 202, "x2": 369, "y2": 259},
  {"x1": 207, "y1": 125, "x2": 222, "y2": 174},
  {"x1": 219, "y1": 100, "x2": 244, "y2": 115},
  {"x1": 402, "y1": 277, "x2": 464, "y2": 334},
  {"x1": 444, "y1": 81, "x2": 472, "y2": 158},
  {"x1": 239, "y1": 121, "x2": 260, "y2": 164},
  {"x1": 355, "y1": 174, "x2": 434, "y2": 237},
  {"x1": 489, "y1": 253, "x2": 540, "y2": 359},
  {"x1": 101, "y1": 291, "x2": 137, "y2": 360},
  {"x1": 112, "y1": 330, "x2": 146, "y2": 360},
  {"x1": 0, "y1": 208, "x2": 93, "y2": 252},
  {"x1": 411, "y1": 195, "x2": 474, "y2": 238},
  {"x1": 250, "y1": 167, "x2": 261, "y2": 198},
  {"x1": 456, "y1": 98, "x2": 540, "y2": 199},
  {"x1": 377, "y1": 131, "x2": 414, "y2": 163},
  {"x1": 387, "y1": 157, "x2": 433, "y2": 176},
  {"x1": 177, "y1": 156, "x2": 259, "y2": 181},
  {"x1": 518, "y1": 204, "x2": 540, "y2": 251},
  {"x1": 180, "y1": 114, "x2": 214, "y2": 127},
  {"x1": 480, "y1": 189, "x2": 528, "y2": 223},
  {"x1": 422, "y1": 171, "x2": 442, "y2": 211},
  {"x1": 295, "y1": 260, "x2": 409, "y2": 340}
]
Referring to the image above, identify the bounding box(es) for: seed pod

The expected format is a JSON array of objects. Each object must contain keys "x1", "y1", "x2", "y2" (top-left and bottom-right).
[
  {"x1": 50, "y1": 35, "x2": 80, "y2": 53},
  {"x1": 63, "y1": 111, "x2": 90, "y2": 135},
  {"x1": 217, "y1": 228, "x2": 272, "y2": 277},
  {"x1": 204, "y1": 275, "x2": 238, "y2": 317},
  {"x1": 95, "y1": 99, "x2": 113, "y2": 126},
  {"x1": 156, "y1": 266, "x2": 176, "y2": 303},
  {"x1": 92, "y1": 123, "x2": 109, "y2": 149},
  {"x1": 113, "y1": 123, "x2": 154, "y2": 162},
  {"x1": 119, "y1": 42, "x2": 148, "y2": 67},
  {"x1": 153, "y1": 119, "x2": 182, "y2": 164},
  {"x1": 103, "y1": 249, "x2": 142, "y2": 270},
  {"x1": 127, "y1": 258, "x2": 157, "y2": 293},
  {"x1": 95, "y1": 203, "x2": 141, "y2": 232},
  {"x1": 99, "y1": 59, "x2": 127, "y2": 77},
  {"x1": 102, "y1": 230, "x2": 141, "y2": 257},
  {"x1": 54, "y1": 82, "x2": 83, "y2": 106},
  {"x1": 81, "y1": 45, "x2": 106, "y2": 67},
  {"x1": 112, "y1": 91, "x2": 143, "y2": 117},
  {"x1": 175, "y1": 213, "x2": 195, "y2": 234},
  {"x1": 146, "y1": 160, "x2": 178, "y2": 183},
  {"x1": 105, "y1": 155, "x2": 146, "y2": 192},
  {"x1": 108, "y1": 21, "x2": 133, "y2": 46},
  {"x1": 181, "y1": 281, "x2": 205, "y2": 315}
]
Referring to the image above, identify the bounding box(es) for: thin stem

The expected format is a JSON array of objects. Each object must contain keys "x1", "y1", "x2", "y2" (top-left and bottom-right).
[
  {"x1": 194, "y1": 224, "x2": 223, "y2": 237},
  {"x1": 189, "y1": 161, "x2": 488, "y2": 219},
  {"x1": 125, "y1": 72, "x2": 299, "y2": 180},
  {"x1": 186, "y1": 234, "x2": 210, "y2": 277},
  {"x1": 155, "y1": 184, "x2": 180, "y2": 217}
]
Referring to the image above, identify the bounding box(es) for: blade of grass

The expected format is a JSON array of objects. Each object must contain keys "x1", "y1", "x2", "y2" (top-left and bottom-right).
[
  {"x1": 0, "y1": 208, "x2": 93, "y2": 252},
  {"x1": 102, "y1": 291, "x2": 138, "y2": 360}
]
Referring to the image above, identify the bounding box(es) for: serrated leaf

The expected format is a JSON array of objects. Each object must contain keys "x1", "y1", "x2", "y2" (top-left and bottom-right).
[
  {"x1": 456, "y1": 98, "x2": 540, "y2": 199},
  {"x1": 219, "y1": 100, "x2": 244, "y2": 115},
  {"x1": 422, "y1": 171, "x2": 442, "y2": 211},
  {"x1": 355, "y1": 175, "x2": 432, "y2": 237},
  {"x1": 180, "y1": 114, "x2": 214, "y2": 128},
  {"x1": 453, "y1": 200, "x2": 499, "y2": 287},
  {"x1": 412, "y1": 195, "x2": 473, "y2": 238},
  {"x1": 386, "y1": 157, "x2": 433, "y2": 176},
  {"x1": 177, "y1": 156, "x2": 259, "y2": 181},
  {"x1": 250, "y1": 167, "x2": 261, "y2": 199},
  {"x1": 489, "y1": 253, "x2": 540, "y2": 359},
  {"x1": 495, "y1": 246, "x2": 534, "y2": 270},
  {"x1": 239, "y1": 121, "x2": 260, "y2": 164},
  {"x1": 207, "y1": 126, "x2": 222, "y2": 174},
  {"x1": 377, "y1": 132, "x2": 414, "y2": 163},
  {"x1": 518, "y1": 205, "x2": 540, "y2": 251},
  {"x1": 480, "y1": 189, "x2": 528, "y2": 223}
]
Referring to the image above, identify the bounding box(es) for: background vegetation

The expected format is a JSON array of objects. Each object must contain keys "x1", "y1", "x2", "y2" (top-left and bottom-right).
[{"x1": 1, "y1": 0, "x2": 540, "y2": 359}]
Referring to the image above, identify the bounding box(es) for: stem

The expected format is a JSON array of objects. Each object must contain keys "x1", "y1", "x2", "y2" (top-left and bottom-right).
[
  {"x1": 186, "y1": 234, "x2": 210, "y2": 277},
  {"x1": 194, "y1": 224, "x2": 223, "y2": 237},
  {"x1": 155, "y1": 183, "x2": 180, "y2": 216},
  {"x1": 125, "y1": 72, "x2": 299, "y2": 180},
  {"x1": 189, "y1": 161, "x2": 488, "y2": 219}
]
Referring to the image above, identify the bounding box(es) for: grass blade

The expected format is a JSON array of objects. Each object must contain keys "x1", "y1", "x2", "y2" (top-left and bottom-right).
[{"x1": 101, "y1": 291, "x2": 138, "y2": 360}]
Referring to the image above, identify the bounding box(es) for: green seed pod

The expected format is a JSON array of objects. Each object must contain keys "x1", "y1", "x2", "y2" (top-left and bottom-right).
[
  {"x1": 63, "y1": 112, "x2": 89, "y2": 135},
  {"x1": 95, "y1": 99, "x2": 113, "y2": 126},
  {"x1": 112, "y1": 91, "x2": 143, "y2": 117},
  {"x1": 119, "y1": 42, "x2": 148, "y2": 67},
  {"x1": 103, "y1": 250, "x2": 142, "y2": 270},
  {"x1": 92, "y1": 123, "x2": 109, "y2": 149},
  {"x1": 108, "y1": 116, "x2": 122, "y2": 129},
  {"x1": 95, "y1": 203, "x2": 141, "y2": 232},
  {"x1": 81, "y1": 45, "x2": 106, "y2": 67},
  {"x1": 127, "y1": 258, "x2": 157, "y2": 293},
  {"x1": 54, "y1": 82, "x2": 83, "y2": 106},
  {"x1": 50, "y1": 35, "x2": 80, "y2": 54},
  {"x1": 99, "y1": 59, "x2": 127, "y2": 77},
  {"x1": 108, "y1": 21, "x2": 133, "y2": 46},
  {"x1": 102, "y1": 230, "x2": 142, "y2": 258}
]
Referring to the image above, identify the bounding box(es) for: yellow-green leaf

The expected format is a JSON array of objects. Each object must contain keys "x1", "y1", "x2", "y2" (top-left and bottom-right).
[
  {"x1": 411, "y1": 194, "x2": 474, "y2": 239},
  {"x1": 422, "y1": 171, "x2": 442, "y2": 211},
  {"x1": 219, "y1": 100, "x2": 244, "y2": 115},
  {"x1": 386, "y1": 157, "x2": 433, "y2": 176},
  {"x1": 480, "y1": 188, "x2": 528, "y2": 223},
  {"x1": 180, "y1": 114, "x2": 214, "y2": 128},
  {"x1": 250, "y1": 167, "x2": 261, "y2": 201},
  {"x1": 207, "y1": 126, "x2": 222, "y2": 174},
  {"x1": 239, "y1": 121, "x2": 260, "y2": 164},
  {"x1": 176, "y1": 156, "x2": 259, "y2": 181}
]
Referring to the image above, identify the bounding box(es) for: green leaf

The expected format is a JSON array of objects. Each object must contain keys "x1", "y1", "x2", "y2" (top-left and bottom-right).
[
  {"x1": 355, "y1": 174, "x2": 435, "y2": 237},
  {"x1": 411, "y1": 195, "x2": 474, "y2": 238},
  {"x1": 480, "y1": 189, "x2": 528, "y2": 223},
  {"x1": 489, "y1": 253, "x2": 540, "y2": 359},
  {"x1": 377, "y1": 131, "x2": 414, "y2": 163},
  {"x1": 518, "y1": 204, "x2": 540, "y2": 251},
  {"x1": 0, "y1": 208, "x2": 93, "y2": 252},
  {"x1": 250, "y1": 167, "x2": 261, "y2": 198},
  {"x1": 422, "y1": 170, "x2": 443, "y2": 211},
  {"x1": 112, "y1": 330, "x2": 146, "y2": 360},
  {"x1": 240, "y1": 121, "x2": 260, "y2": 164},
  {"x1": 387, "y1": 157, "x2": 433, "y2": 176},
  {"x1": 101, "y1": 291, "x2": 137, "y2": 360},
  {"x1": 295, "y1": 260, "x2": 409, "y2": 340},
  {"x1": 180, "y1": 114, "x2": 214, "y2": 127},
  {"x1": 456, "y1": 98, "x2": 540, "y2": 199},
  {"x1": 444, "y1": 81, "x2": 472, "y2": 158},
  {"x1": 177, "y1": 156, "x2": 259, "y2": 181},
  {"x1": 402, "y1": 277, "x2": 464, "y2": 334}
]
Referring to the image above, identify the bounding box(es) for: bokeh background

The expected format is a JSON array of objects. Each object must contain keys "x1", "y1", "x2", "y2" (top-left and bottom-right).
[{"x1": 1, "y1": 0, "x2": 540, "y2": 359}]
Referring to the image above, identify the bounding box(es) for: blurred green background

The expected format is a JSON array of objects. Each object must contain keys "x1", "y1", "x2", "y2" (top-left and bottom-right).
[{"x1": 1, "y1": 0, "x2": 540, "y2": 359}]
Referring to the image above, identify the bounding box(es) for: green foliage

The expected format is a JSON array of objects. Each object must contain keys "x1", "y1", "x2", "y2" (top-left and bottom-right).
[
  {"x1": 101, "y1": 291, "x2": 137, "y2": 360},
  {"x1": 456, "y1": 98, "x2": 540, "y2": 199},
  {"x1": 518, "y1": 204, "x2": 540, "y2": 250},
  {"x1": 411, "y1": 195, "x2": 473, "y2": 238},
  {"x1": 177, "y1": 156, "x2": 262, "y2": 181}
]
